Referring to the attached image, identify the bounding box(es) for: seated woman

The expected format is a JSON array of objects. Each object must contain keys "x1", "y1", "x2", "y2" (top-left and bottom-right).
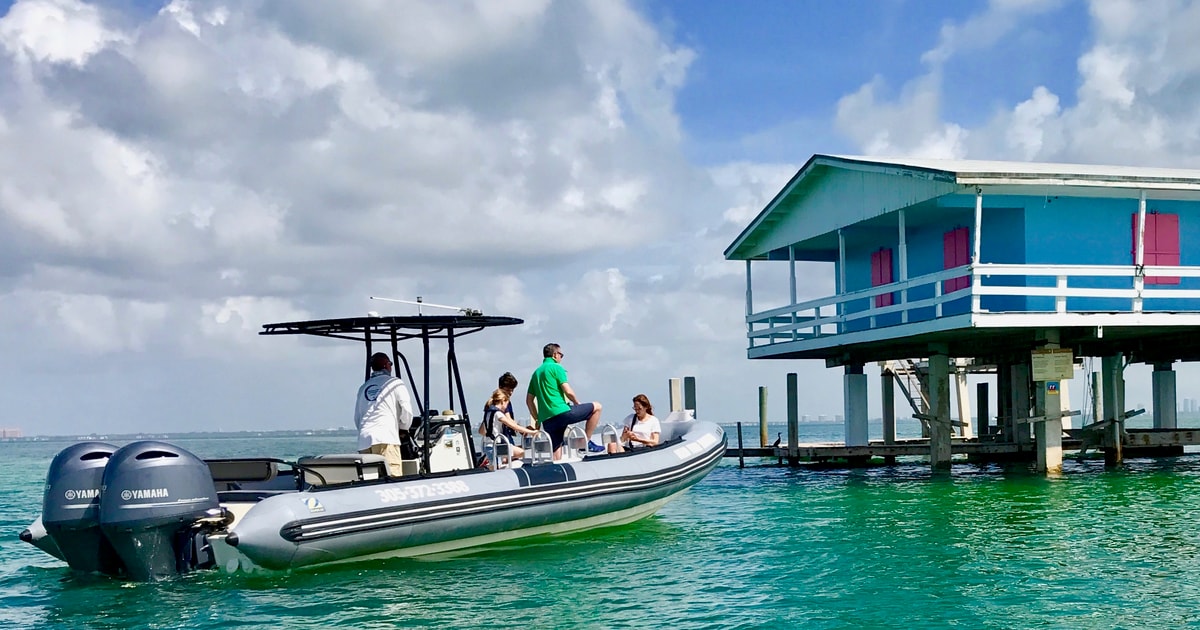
[
  {"x1": 479, "y1": 388, "x2": 538, "y2": 461},
  {"x1": 607, "y1": 394, "x2": 661, "y2": 454}
]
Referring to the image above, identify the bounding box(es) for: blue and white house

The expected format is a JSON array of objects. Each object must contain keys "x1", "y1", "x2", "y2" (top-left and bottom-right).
[{"x1": 725, "y1": 154, "x2": 1200, "y2": 471}]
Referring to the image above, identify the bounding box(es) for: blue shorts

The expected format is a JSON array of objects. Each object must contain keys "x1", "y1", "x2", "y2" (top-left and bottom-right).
[{"x1": 542, "y1": 403, "x2": 595, "y2": 451}]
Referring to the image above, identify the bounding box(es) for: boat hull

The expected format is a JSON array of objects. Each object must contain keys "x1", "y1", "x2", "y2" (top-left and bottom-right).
[{"x1": 223, "y1": 422, "x2": 724, "y2": 572}]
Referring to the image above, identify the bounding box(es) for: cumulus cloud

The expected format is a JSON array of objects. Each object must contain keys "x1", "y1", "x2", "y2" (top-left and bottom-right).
[
  {"x1": 837, "y1": 0, "x2": 1200, "y2": 168},
  {"x1": 0, "y1": 0, "x2": 775, "y2": 435},
  {"x1": 826, "y1": 0, "x2": 1200, "y2": 410},
  {"x1": 18, "y1": 0, "x2": 1200, "y2": 436}
]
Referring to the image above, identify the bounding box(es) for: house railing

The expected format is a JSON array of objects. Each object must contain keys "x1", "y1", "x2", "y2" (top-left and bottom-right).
[{"x1": 747, "y1": 263, "x2": 1200, "y2": 348}]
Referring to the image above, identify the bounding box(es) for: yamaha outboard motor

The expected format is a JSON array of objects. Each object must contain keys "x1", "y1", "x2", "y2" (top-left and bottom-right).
[
  {"x1": 98, "y1": 441, "x2": 222, "y2": 581},
  {"x1": 40, "y1": 442, "x2": 124, "y2": 575}
]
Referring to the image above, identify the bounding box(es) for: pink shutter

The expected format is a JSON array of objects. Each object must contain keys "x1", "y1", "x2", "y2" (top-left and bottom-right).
[
  {"x1": 944, "y1": 227, "x2": 969, "y2": 293},
  {"x1": 872, "y1": 249, "x2": 894, "y2": 307},
  {"x1": 1147, "y1": 212, "x2": 1180, "y2": 285}
]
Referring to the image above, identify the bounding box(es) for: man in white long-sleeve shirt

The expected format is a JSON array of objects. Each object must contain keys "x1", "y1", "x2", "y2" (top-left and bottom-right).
[{"x1": 355, "y1": 352, "x2": 414, "y2": 477}]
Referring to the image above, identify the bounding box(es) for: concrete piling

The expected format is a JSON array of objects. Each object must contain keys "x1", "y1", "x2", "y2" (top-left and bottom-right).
[
  {"x1": 759, "y1": 386, "x2": 768, "y2": 447},
  {"x1": 929, "y1": 352, "x2": 952, "y2": 470}
]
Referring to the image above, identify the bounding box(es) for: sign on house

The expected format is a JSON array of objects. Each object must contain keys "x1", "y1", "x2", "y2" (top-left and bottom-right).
[{"x1": 1031, "y1": 348, "x2": 1074, "y2": 381}]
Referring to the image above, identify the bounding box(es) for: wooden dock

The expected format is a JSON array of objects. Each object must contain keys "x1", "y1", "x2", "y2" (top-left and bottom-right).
[{"x1": 725, "y1": 428, "x2": 1200, "y2": 466}]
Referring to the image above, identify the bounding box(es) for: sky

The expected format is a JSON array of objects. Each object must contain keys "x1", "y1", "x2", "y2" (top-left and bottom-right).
[{"x1": 1, "y1": 0, "x2": 1198, "y2": 436}]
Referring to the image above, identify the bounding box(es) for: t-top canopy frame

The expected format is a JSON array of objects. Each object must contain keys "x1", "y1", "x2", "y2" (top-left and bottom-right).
[{"x1": 261, "y1": 314, "x2": 523, "y2": 476}]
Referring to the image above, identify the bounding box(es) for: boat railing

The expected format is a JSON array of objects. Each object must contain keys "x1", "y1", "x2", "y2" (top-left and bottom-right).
[
  {"x1": 564, "y1": 426, "x2": 588, "y2": 459},
  {"x1": 746, "y1": 262, "x2": 1200, "y2": 349},
  {"x1": 600, "y1": 424, "x2": 620, "y2": 450},
  {"x1": 531, "y1": 430, "x2": 553, "y2": 464}
]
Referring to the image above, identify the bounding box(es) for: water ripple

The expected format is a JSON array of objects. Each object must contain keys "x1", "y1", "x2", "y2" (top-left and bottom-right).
[{"x1": 8, "y1": 441, "x2": 1200, "y2": 627}]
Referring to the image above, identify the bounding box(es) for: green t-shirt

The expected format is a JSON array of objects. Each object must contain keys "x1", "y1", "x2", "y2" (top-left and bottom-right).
[{"x1": 528, "y1": 358, "x2": 571, "y2": 420}]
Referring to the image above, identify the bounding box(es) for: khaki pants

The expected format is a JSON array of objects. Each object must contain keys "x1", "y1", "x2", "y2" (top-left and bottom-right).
[{"x1": 360, "y1": 443, "x2": 403, "y2": 477}]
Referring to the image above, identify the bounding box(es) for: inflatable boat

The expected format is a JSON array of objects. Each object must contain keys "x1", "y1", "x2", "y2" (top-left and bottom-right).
[{"x1": 20, "y1": 312, "x2": 725, "y2": 580}]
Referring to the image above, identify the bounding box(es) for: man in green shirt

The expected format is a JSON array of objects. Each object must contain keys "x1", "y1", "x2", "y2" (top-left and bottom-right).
[{"x1": 526, "y1": 343, "x2": 604, "y2": 458}]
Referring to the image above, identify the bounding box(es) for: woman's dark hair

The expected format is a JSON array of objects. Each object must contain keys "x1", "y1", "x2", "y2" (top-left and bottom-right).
[{"x1": 632, "y1": 394, "x2": 653, "y2": 417}]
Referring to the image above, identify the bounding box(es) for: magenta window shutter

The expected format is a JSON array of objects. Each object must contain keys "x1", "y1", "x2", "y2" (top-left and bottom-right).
[
  {"x1": 944, "y1": 227, "x2": 969, "y2": 293},
  {"x1": 1147, "y1": 212, "x2": 1180, "y2": 284},
  {"x1": 872, "y1": 248, "x2": 894, "y2": 307}
]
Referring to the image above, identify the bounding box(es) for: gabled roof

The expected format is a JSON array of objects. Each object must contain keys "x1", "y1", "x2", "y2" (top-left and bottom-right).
[{"x1": 724, "y1": 154, "x2": 1200, "y2": 261}]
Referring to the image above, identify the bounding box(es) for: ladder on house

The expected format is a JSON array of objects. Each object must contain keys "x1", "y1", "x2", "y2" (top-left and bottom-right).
[{"x1": 883, "y1": 359, "x2": 929, "y2": 418}]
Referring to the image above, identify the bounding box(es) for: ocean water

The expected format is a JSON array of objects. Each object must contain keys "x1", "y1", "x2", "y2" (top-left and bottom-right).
[{"x1": 4, "y1": 427, "x2": 1200, "y2": 629}]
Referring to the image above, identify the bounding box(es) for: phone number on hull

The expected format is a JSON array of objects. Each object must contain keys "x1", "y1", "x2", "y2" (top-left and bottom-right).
[{"x1": 374, "y1": 480, "x2": 470, "y2": 503}]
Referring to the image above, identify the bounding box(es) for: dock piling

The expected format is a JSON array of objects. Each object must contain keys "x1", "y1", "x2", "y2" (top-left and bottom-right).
[
  {"x1": 1102, "y1": 354, "x2": 1124, "y2": 466},
  {"x1": 758, "y1": 386, "x2": 768, "y2": 447},
  {"x1": 929, "y1": 352, "x2": 952, "y2": 470},
  {"x1": 787, "y1": 373, "x2": 799, "y2": 464},
  {"x1": 737, "y1": 421, "x2": 745, "y2": 468},
  {"x1": 844, "y1": 364, "x2": 868, "y2": 447},
  {"x1": 881, "y1": 370, "x2": 896, "y2": 464},
  {"x1": 976, "y1": 382, "x2": 989, "y2": 436}
]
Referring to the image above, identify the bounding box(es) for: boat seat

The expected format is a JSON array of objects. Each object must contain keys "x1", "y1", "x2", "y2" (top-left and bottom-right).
[
  {"x1": 297, "y1": 454, "x2": 388, "y2": 487},
  {"x1": 207, "y1": 458, "x2": 279, "y2": 492}
]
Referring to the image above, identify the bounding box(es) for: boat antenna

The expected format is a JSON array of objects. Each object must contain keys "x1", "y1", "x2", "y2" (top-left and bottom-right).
[{"x1": 369, "y1": 296, "x2": 483, "y2": 317}]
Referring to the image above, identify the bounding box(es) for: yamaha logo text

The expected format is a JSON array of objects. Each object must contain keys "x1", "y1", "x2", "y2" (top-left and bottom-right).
[
  {"x1": 119, "y1": 488, "x2": 169, "y2": 501},
  {"x1": 63, "y1": 488, "x2": 100, "y2": 501}
]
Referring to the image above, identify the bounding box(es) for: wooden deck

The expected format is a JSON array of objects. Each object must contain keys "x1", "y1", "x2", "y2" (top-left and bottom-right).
[{"x1": 725, "y1": 428, "x2": 1200, "y2": 464}]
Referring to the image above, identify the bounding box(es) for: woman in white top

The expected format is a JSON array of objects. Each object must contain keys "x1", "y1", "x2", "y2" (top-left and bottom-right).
[
  {"x1": 478, "y1": 388, "x2": 538, "y2": 462},
  {"x1": 607, "y1": 394, "x2": 661, "y2": 454}
]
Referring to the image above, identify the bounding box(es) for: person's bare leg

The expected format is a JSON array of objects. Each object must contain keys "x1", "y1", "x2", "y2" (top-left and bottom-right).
[{"x1": 585, "y1": 401, "x2": 603, "y2": 439}]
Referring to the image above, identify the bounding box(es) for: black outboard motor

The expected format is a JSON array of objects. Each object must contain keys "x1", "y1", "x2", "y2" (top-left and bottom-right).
[
  {"x1": 41, "y1": 442, "x2": 125, "y2": 575},
  {"x1": 98, "y1": 441, "x2": 222, "y2": 581}
]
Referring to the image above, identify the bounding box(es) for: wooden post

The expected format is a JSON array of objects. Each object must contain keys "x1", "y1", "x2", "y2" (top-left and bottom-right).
[
  {"x1": 758, "y1": 386, "x2": 768, "y2": 447},
  {"x1": 1091, "y1": 370, "x2": 1102, "y2": 424},
  {"x1": 996, "y1": 361, "x2": 1013, "y2": 442},
  {"x1": 1012, "y1": 362, "x2": 1031, "y2": 444},
  {"x1": 976, "y1": 382, "x2": 989, "y2": 436},
  {"x1": 787, "y1": 373, "x2": 799, "y2": 464},
  {"x1": 955, "y1": 360, "x2": 973, "y2": 438},
  {"x1": 929, "y1": 352, "x2": 952, "y2": 470},
  {"x1": 736, "y1": 422, "x2": 745, "y2": 468},
  {"x1": 881, "y1": 368, "x2": 897, "y2": 465},
  {"x1": 684, "y1": 376, "x2": 697, "y2": 416}
]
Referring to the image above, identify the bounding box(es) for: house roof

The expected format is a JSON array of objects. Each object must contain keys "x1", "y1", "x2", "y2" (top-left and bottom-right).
[
  {"x1": 724, "y1": 154, "x2": 1200, "y2": 261},
  {"x1": 839, "y1": 155, "x2": 1200, "y2": 188}
]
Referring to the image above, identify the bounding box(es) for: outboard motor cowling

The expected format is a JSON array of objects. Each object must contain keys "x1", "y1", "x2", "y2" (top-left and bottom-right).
[
  {"x1": 41, "y1": 442, "x2": 124, "y2": 575},
  {"x1": 99, "y1": 441, "x2": 220, "y2": 581}
]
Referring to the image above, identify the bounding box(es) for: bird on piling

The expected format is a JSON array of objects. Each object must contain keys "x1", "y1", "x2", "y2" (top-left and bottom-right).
[{"x1": 771, "y1": 432, "x2": 782, "y2": 448}]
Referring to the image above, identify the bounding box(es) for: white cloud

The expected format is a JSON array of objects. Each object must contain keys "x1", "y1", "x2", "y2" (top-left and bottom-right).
[
  {"x1": 0, "y1": 0, "x2": 747, "y2": 435},
  {"x1": 921, "y1": 0, "x2": 1064, "y2": 67},
  {"x1": 16, "y1": 0, "x2": 1200, "y2": 437},
  {"x1": 832, "y1": 0, "x2": 1200, "y2": 171},
  {"x1": 0, "y1": 0, "x2": 124, "y2": 66}
]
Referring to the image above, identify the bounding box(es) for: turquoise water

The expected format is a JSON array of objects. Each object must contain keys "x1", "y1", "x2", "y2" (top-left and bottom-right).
[{"x1": 5, "y1": 428, "x2": 1200, "y2": 628}]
